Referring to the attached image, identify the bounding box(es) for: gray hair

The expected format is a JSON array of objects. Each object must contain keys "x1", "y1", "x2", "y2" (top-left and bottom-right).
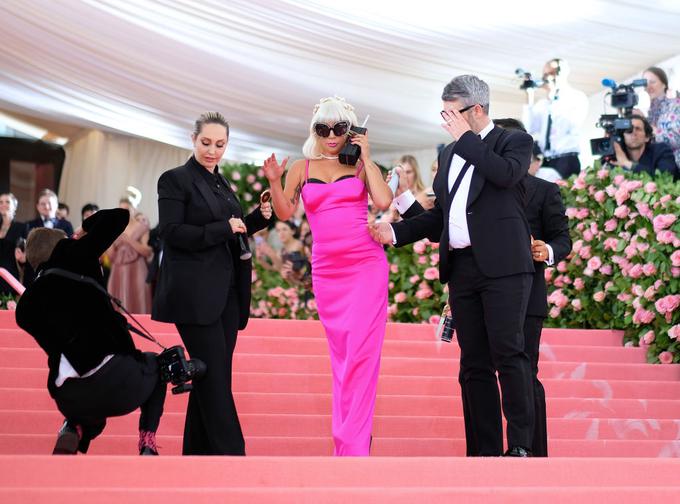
[{"x1": 441, "y1": 75, "x2": 490, "y2": 114}]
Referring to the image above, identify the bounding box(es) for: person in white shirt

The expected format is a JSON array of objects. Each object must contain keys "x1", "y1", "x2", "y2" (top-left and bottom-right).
[{"x1": 523, "y1": 58, "x2": 588, "y2": 179}]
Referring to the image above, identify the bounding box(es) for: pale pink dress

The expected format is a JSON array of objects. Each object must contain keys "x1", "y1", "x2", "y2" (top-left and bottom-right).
[{"x1": 108, "y1": 221, "x2": 152, "y2": 314}]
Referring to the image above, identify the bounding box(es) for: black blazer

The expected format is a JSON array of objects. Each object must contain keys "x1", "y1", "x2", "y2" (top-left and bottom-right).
[
  {"x1": 152, "y1": 157, "x2": 269, "y2": 329},
  {"x1": 26, "y1": 217, "x2": 74, "y2": 238},
  {"x1": 16, "y1": 209, "x2": 137, "y2": 384},
  {"x1": 0, "y1": 218, "x2": 26, "y2": 294},
  {"x1": 632, "y1": 142, "x2": 679, "y2": 179},
  {"x1": 523, "y1": 175, "x2": 571, "y2": 317},
  {"x1": 394, "y1": 127, "x2": 535, "y2": 280}
]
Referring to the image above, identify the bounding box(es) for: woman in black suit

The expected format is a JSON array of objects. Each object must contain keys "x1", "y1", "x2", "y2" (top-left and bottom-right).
[
  {"x1": 152, "y1": 112, "x2": 272, "y2": 455},
  {"x1": 0, "y1": 193, "x2": 26, "y2": 294}
]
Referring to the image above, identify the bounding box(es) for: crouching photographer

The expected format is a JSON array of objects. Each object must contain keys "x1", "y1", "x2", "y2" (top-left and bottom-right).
[{"x1": 15, "y1": 208, "x2": 179, "y2": 456}]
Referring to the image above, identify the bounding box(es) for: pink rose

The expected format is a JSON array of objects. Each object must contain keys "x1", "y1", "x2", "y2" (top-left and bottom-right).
[
  {"x1": 659, "y1": 351, "x2": 674, "y2": 364},
  {"x1": 668, "y1": 325, "x2": 680, "y2": 340},
  {"x1": 231, "y1": 171, "x2": 241, "y2": 181},
  {"x1": 661, "y1": 194, "x2": 672, "y2": 204},
  {"x1": 423, "y1": 267, "x2": 439, "y2": 281},
  {"x1": 430, "y1": 253, "x2": 440, "y2": 265},
  {"x1": 418, "y1": 256, "x2": 427, "y2": 264},
  {"x1": 617, "y1": 292, "x2": 632, "y2": 302},
  {"x1": 655, "y1": 295, "x2": 680, "y2": 315},
  {"x1": 572, "y1": 240, "x2": 583, "y2": 253},
  {"x1": 603, "y1": 237, "x2": 619, "y2": 251},
  {"x1": 412, "y1": 307, "x2": 419, "y2": 316},
  {"x1": 578, "y1": 246, "x2": 592, "y2": 260},
  {"x1": 394, "y1": 292, "x2": 407, "y2": 303},
  {"x1": 635, "y1": 202, "x2": 652, "y2": 219},
  {"x1": 593, "y1": 291, "x2": 605, "y2": 302},
  {"x1": 600, "y1": 264, "x2": 613, "y2": 275},
  {"x1": 642, "y1": 263, "x2": 657, "y2": 276},
  {"x1": 587, "y1": 256, "x2": 602, "y2": 271},
  {"x1": 671, "y1": 250, "x2": 680, "y2": 267},
  {"x1": 590, "y1": 222, "x2": 599, "y2": 234},
  {"x1": 583, "y1": 229, "x2": 594, "y2": 242},
  {"x1": 605, "y1": 281, "x2": 614, "y2": 290},
  {"x1": 387, "y1": 303, "x2": 397, "y2": 316},
  {"x1": 547, "y1": 289, "x2": 569, "y2": 309},
  {"x1": 573, "y1": 278, "x2": 585, "y2": 291},
  {"x1": 6, "y1": 300, "x2": 16, "y2": 311},
  {"x1": 544, "y1": 268, "x2": 554, "y2": 282},
  {"x1": 632, "y1": 307, "x2": 655, "y2": 324},
  {"x1": 597, "y1": 169, "x2": 609, "y2": 179},
  {"x1": 410, "y1": 275, "x2": 420, "y2": 283},
  {"x1": 246, "y1": 174, "x2": 256, "y2": 183},
  {"x1": 556, "y1": 261, "x2": 568, "y2": 273},
  {"x1": 674, "y1": 267, "x2": 680, "y2": 278},
  {"x1": 636, "y1": 242, "x2": 650, "y2": 253},
  {"x1": 613, "y1": 174, "x2": 626, "y2": 185},
  {"x1": 413, "y1": 241, "x2": 426, "y2": 254},
  {"x1": 388, "y1": 281, "x2": 394, "y2": 289},
  {"x1": 632, "y1": 284, "x2": 645, "y2": 297},
  {"x1": 573, "y1": 177, "x2": 587, "y2": 190},
  {"x1": 645, "y1": 182, "x2": 657, "y2": 193},
  {"x1": 429, "y1": 315, "x2": 441, "y2": 325},
  {"x1": 624, "y1": 244, "x2": 638, "y2": 259},
  {"x1": 566, "y1": 207, "x2": 578, "y2": 219},
  {"x1": 604, "y1": 219, "x2": 618, "y2": 232},
  {"x1": 390, "y1": 264, "x2": 399, "y2": 274},
  {"x1": 644, "y1": 286, "x2": 656, "y2": 301},
  {"x1": 628, "y1": 264, "x2": 643, "y2": 279},
  {"x1": 642, "y1": 330, "x2": 655, "y2": 345},
  {"x1": 657, "y1": 230, "x2": 677, "y2": 244},
  {"x1": 571, "y1": 299, "x2": 582, "y2": 311},
  {"x1": 639, "y1": 228, "x2": 649, "y2": 239},
  {"x1": 614, "y1": 205, "x2": 630, "y2": 219},
  {"x1": 415, "y1": 287, "x2": 433, "y2": 299},
  {"x1": 614, "y1": 187, "x2": 630, "y2": 205},
  {"x1": 253, "y1": 182, "x2": 262, "y2": 191},
  {"x1": 653, "y1": 214, "x2": 677, "y2": 232},
  {"x1": 594, "y1": 190, "x2": 606, "y2": 203},
  {"x1": 576, "y1": 208, "x2": 590, "y2": 220},
  {"x1": 549, "y1": 306, "x2": 561, "y2": 318}
]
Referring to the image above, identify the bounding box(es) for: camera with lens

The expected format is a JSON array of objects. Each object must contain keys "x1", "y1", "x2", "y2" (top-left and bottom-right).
[
  {"x1": 515, "y1": 68, "x2": 544, "y2": 90},
  {"x1": 590, "y1": 78, "x2": 647, "y2": 160},
  {"x1": 284, "y1": 250, "x2": 307, "y2": 273},
  {"x1": 157, "y1": 345, "x2": 206, "y2": 395}
]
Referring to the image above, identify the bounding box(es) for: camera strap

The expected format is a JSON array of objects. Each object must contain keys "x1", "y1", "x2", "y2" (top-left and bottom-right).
[{"x1": 37, "y1": 268, "x2": 167, "y2": 351}]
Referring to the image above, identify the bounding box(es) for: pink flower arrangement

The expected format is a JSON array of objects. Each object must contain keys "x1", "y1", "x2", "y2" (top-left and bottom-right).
[
  {"x1": 423, "y1": 267, "x2": 439, "y2": 281},
  {"x1": 413, "y1": 241, "x2": 427, "y2": 254},
  {"x1": 667, "y1": 325, "x2": 680, "y2": 340},
  {"x1": 587, "y1": 256, "x2": 602, "y2": 271},
  {"x1": 659, "y1": 351, "x2": 674, "y2": 364},
  {"x1": 394, "y1": 292, "x2": 407, "y2": 303},
  {"x1": 593, "y1": 291, "x2": 605, "y2": 302},
  {"x1": 614, "y1": 205, "x2": 630, "y2": 219}
]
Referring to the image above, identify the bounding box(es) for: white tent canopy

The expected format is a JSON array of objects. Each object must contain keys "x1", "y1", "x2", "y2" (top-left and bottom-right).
[
  {"x1": 3, "y1": 0, "x2": 680, "y2": 162},
  {"x1": 2, "y1": 1, "x2": 680, "y2": 224}
]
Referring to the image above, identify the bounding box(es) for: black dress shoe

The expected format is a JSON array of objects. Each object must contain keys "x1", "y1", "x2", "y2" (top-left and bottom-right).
[
  {"x1": 140, "y1": 446, "x2": 159, "y2": 456},
  {"x1": 504, "y1": 446, "x2": 532, "y2": 457},
  {"x1": 53, "y1": 421, "x2": 80, "y2": 455}
]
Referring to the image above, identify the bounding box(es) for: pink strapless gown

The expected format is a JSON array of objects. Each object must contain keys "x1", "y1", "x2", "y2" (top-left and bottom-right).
[{"x1": 301, "y1": 160, "x2": 388, "y2": 456}]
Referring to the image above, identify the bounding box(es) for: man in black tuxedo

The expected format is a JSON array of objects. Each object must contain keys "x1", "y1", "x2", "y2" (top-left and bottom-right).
[
  {"x1": 371, "y1": 75, "x2": 535, "y2": 456},
  {"x1": 16, "y1": 208, "x2": 167, "y2": 455},
  {"x1": 26, "y1": 189, "x2": 74, "y2": 237}
]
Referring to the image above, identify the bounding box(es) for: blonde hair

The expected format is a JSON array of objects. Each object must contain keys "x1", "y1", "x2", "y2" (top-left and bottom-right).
[
  {"x1": 399, "y1": 155, "x2": 426, "y2": 193},
  {"x1": 302, "y1": 96, "x2": 358, "y2": 159}
]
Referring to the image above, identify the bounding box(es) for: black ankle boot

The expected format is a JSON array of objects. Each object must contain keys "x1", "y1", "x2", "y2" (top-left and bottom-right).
[{"x1": 53, "y1": 420, "x2": 80, "y2": 455}]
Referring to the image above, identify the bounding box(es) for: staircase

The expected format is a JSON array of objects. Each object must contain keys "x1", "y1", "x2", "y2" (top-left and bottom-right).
[{"x1": 1, "y1": 310, "x2": 679, "y2": 502}]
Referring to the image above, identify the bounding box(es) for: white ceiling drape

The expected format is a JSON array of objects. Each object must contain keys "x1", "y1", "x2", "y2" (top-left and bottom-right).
[{"x1": 2, "y1": 0, "x2": 680, "y2": 162}]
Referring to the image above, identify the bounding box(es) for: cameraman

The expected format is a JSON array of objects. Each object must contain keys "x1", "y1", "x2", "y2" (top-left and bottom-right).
[
  {"x1": 612, "y1": 114, "x2": 679, "y2": 179},
  {"x1": 523, "y1": 58, "x2": 588, "y2": 178},
  {"x1": 15, "y1": 208, "x2": 167, "y2": 455}
]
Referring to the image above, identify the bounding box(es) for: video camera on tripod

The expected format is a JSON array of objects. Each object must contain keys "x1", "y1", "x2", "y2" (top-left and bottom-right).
[
  {"x1": 590, "y1": 77, "x2": 647, "y2": 159},
  {"x1": 515, "y1": 68, "x2": 544, "y2": 90}
]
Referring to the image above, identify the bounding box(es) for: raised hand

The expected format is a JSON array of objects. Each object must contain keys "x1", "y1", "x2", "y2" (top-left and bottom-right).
[
  {"x1": 440, "y1": 108, "x2": 472, "y2": 141},
  {"x1": 368, "y1": 222, "x2": 393, "y2": 245},
  {"x1": 262, "y1": 154, "x2": 289, "y2": 182}
]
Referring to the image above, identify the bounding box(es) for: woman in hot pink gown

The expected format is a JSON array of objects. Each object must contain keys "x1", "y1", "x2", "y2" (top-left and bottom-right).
[{"x1": 263, "y1": 96, "x2": 393, "y2": 455}]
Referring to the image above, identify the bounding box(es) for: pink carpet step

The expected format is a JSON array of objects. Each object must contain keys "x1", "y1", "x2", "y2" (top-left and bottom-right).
[
  {"x1": 2, "y1": 391, "x2": 679, "y2": 417},
  {"x1": 2, "y1": 456, "x2": 680, "y2": 487},
  {"x1": 2, "y1": 349, "x2": 676, "y2": 380},
  {"x1": 3, "y1": 409, "x2": 678, "y2": 441},
  {"x1": 2, "y1": 369, "x2": 679, "y2": 399},
  {"x1": 1, "y1": 434, "x2": 678, "y2": 457},
  {"x1": 0, "y1": 335, "x2": 647, "y2": 363}
]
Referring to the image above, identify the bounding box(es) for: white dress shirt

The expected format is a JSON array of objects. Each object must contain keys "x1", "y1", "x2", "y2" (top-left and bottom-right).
[
  {"x1": 391, "y1": 121, "x2": 495, "y2": 249},
  {"x1": 523, "y1": 86, "x2": 588, "y2": 158}
]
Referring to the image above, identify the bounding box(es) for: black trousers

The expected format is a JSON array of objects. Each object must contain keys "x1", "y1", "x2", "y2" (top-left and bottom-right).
[
  {"x1": 449, "y1": 248, "x2": 534, "y2": 455},
  {"x1": 543, "y1": 153, "x2": 580, "y2": 179},
  {"x1": 524, "y1": 315, "x2": 547, "y2": 456},
  {"x1": 176, "y1": 287, "x2": 244, "y2": 455},
  {"x1": 49, "y1": 352, "x2": 166, "y2": 452}
]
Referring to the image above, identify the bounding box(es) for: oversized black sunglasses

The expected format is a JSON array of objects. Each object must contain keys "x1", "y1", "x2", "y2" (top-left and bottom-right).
[{"x1": 313, "y1": 121, "x2": 350, "y2": 138}]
